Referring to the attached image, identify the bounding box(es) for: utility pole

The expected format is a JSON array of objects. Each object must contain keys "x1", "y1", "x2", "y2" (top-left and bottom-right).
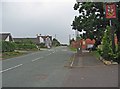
[
  {"x1": 76, "y1": 30, "x2": 82, "y2": 54},
  {"x1": 110, "y1": 20, "x2": 115, "y2": 53},
  {"x1": 55, "y1": 34, "x2": 56, "y2": 39},
  {"x1": 69, "y1": 34, "x2": 71, "y2": 45}
]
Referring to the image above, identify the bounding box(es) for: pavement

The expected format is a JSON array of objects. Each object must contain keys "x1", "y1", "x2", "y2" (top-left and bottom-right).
[
  {"x1": 1, "y1": 47, "x2": 119, "y2": 87},
  {"x1": 63, "y1": 51, "x2": 118, "y2": 87}
]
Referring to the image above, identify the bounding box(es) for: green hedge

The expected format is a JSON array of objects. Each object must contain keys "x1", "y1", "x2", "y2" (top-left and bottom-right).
[
  {"x1": 0, "y1": 41, "x2": 37, "y2": 52},
  {"x1": 1, "y1": 41, "x2": 16, "y2": 52},
  {"x1": 15, "y1": 43, "x2": 37, "y2": 50}
]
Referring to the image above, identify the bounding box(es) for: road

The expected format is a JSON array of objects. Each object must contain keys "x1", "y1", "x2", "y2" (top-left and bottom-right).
[
  {"x1": 2, "y1": 46, "x2": 74, "y2": 87},
  {"x1": 1, "y1": 46, "x2": 118, "y2": 87}
]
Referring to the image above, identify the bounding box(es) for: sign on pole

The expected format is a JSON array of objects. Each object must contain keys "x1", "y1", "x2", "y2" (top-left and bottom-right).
[{"x1": 106, "y1": 3, "x2": 116, "y2": 19}]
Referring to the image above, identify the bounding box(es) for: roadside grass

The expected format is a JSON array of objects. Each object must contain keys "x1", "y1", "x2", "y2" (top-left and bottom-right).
[
  {"x1": 16, "y1": 48, "x2": 39, "y2": 51},
  {"x1": 1, "y1": 51, "x2": 25, "y2": 60},
  {"x1": 69, "y1": 46, "x2": 77, "y2": 52},
  {"x1": 1, "y1": 49, "x2": 39, "y2": 60}
]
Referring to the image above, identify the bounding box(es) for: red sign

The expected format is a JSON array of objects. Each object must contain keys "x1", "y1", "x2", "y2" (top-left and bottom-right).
[{"x1": 106, "y1": 3, "x2": 116, "y2": 19}]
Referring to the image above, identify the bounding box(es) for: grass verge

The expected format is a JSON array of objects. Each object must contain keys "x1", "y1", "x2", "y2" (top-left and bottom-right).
[
  {"x1": 1, "y1": 51, "x2": 26, "y2": 60},
  {"x1": 69, "y1": 46, "x2": 77, "y2": 52}
]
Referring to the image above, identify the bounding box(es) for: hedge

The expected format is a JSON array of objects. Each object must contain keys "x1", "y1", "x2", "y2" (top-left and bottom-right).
[
  {"x1": 1, "y1": 41, "x2": 16, "y2": 52},
  {"x1": 0, "y1": 41, "x2": 37, "y2": 52},
  {"x1": 15, "y1": 43, "x2": 37, "y2": 50}
]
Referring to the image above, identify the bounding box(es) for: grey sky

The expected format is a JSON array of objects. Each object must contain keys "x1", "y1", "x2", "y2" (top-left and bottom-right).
[{"x1": 1, "y1": 0, "x2": 78, "y2": 44}]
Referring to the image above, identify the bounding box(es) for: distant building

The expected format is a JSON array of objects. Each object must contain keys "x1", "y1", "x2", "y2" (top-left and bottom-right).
[
  {"x1": 71, "y1": 37, "x2": 118, "y2": 50},
  {"x1": 37, "y1": 34, "x2": 52, "y2": 44},
  {"x1": 71, "y1": 38, "x2": 95, "y2": 49},
  {"x1": 0, "y1": 33, "x2": 14, "y2": 42},
  {"x1": 14, "y1": 34, "x2": 52, "y2": 46}
]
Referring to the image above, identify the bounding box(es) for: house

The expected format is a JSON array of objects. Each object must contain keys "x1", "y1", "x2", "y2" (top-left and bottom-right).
[
  {"x1": 71, "y1": 36, "x2": 118, "y2": 50},
  {"x1": 37, "y1": 35, "x2": 52, "y2": 48},
  {"x1": 36, "y1": 34, "x2": 52, "y2": 43},
  {"x1": 71, "y1": 38, "x2": 95, "y2": 49},
  {"x1": 85, "y1": 38, "x2": 95, "y2": 49},
  {"x1": 0, "y1": 33, "x2": 14, "y2": 42}
]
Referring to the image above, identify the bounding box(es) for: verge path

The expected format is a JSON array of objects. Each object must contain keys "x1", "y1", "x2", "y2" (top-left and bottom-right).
[{"x1": 63, "y1": 51, "x2": 118, "y2": 87}]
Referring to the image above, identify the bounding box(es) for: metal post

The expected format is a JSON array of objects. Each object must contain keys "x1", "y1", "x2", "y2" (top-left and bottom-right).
[
  {"x1": 76, "y1": 30, "x2": 82, "y2": 54},
  {"x1": 69, "y1": 34, "x2": 71, "y2": 45},
  {"x1": 110, "y1": 19, "x2": 115, "y2": 54}
]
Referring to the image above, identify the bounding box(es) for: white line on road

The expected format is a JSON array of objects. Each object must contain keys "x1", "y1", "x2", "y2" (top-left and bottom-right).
[
  {"x1": 0, "y1": 64, "x2": 23, "y2": 73},
  {"x1": 32, "y1": 57, "x2": 43, "y2": 62}
]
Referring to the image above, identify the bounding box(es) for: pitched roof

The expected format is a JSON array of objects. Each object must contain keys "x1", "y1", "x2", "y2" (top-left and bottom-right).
[{"x1": 0, "y1": 33, "x2": 13, "y2": 41}]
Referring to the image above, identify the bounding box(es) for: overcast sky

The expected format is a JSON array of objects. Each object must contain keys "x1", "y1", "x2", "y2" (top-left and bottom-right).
[{"x1": 1, "y1": 0, "x2": 78, "y2": 44}]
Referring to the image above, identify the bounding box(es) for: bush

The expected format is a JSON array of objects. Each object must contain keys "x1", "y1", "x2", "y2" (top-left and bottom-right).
[
  {"x1": 15, "y1": 43, "x2": 37, "y2": 50},
  {"x1": 98, "y1": 26, "x2": 118, "y2": 62},
  {"x1": 100, "y1": 26, "x2": 113, "y2": 60},
  {"x1": 0, "y1": 41, "x2": 2, "y2": 52},
  {"x1": 2, "y1": 41, "x2": 16, "y2": 52}
]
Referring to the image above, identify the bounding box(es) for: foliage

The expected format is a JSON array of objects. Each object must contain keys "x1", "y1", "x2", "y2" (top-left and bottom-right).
[
  {"x1": 14, "y1": 39, "x2": 38, "y2": 50},
  {"x1": 0, "y1": 41, "x2": 2, "y2": 52},
  {"x1": 2, "y1": 51, "x2": 25, "y2": 59},
  {"x1": 69, "y1": 46, "x2": 77, "y2": 51},
  {"x1": 15, "y1": 43, "x2": 37, "y2": 50},
  {"x1": 72, "y1": 2, "x2": 105, "y2": 41},
  {"x1": 36, "y1": 43, "x2": 46, "y2": 48},
  {"x1": 98, "y1": 26, "x2": 118, "y2": 61},
  {"x1": 1, "y1": 41, "x2": 16, "y2": 52},
  {"x1": 72, "y1": 2, "x2": 120, "y2": 63},
  {"x1": 72, "y1": 2, "x2": 120, "y2": 49},
  {"x1": 101, "y1": 26, "x2": 113, "y2": 60},
  {"x1": 1, "y1": 40, "x2": 38, "y2": 52}
]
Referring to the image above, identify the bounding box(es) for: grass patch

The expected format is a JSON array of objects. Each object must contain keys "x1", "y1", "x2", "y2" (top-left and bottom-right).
[
  {"x1": 69, "y1": 46, "x2": 77, "y2": 52},
  {"x1": 2, "y1": 51, "x2": 26, "y2": 59}
]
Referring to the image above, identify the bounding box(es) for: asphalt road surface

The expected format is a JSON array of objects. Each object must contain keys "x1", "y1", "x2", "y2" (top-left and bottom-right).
[{"x1": 1, "y1": 46, "x2": 118, "y2": 87}]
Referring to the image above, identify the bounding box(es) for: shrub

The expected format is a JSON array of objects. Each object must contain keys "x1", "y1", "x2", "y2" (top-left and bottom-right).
[
  {"x1": 15, "y1": 43, "x2": 37, "y2": 50},
  {"x1": 98, "y1": 26, "x2": 118, "y2": 61},
  {"x1": 2, "y1": 41, "x2": 16, "y2": 52},
  {"x1": 100, "y1": 26, "x2": 113, "y2": 60}
]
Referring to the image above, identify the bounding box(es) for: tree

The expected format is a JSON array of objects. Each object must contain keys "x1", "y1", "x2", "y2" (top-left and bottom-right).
[
  {"x1": 101, "y1": 26, "x2": 113, "y2": 61},
  {"x1": 72, "y1": 2, "x2": 105, "y2": 48},
  {"x1": 72, "y1": 2, "x2": 120, "y2": 62}
]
